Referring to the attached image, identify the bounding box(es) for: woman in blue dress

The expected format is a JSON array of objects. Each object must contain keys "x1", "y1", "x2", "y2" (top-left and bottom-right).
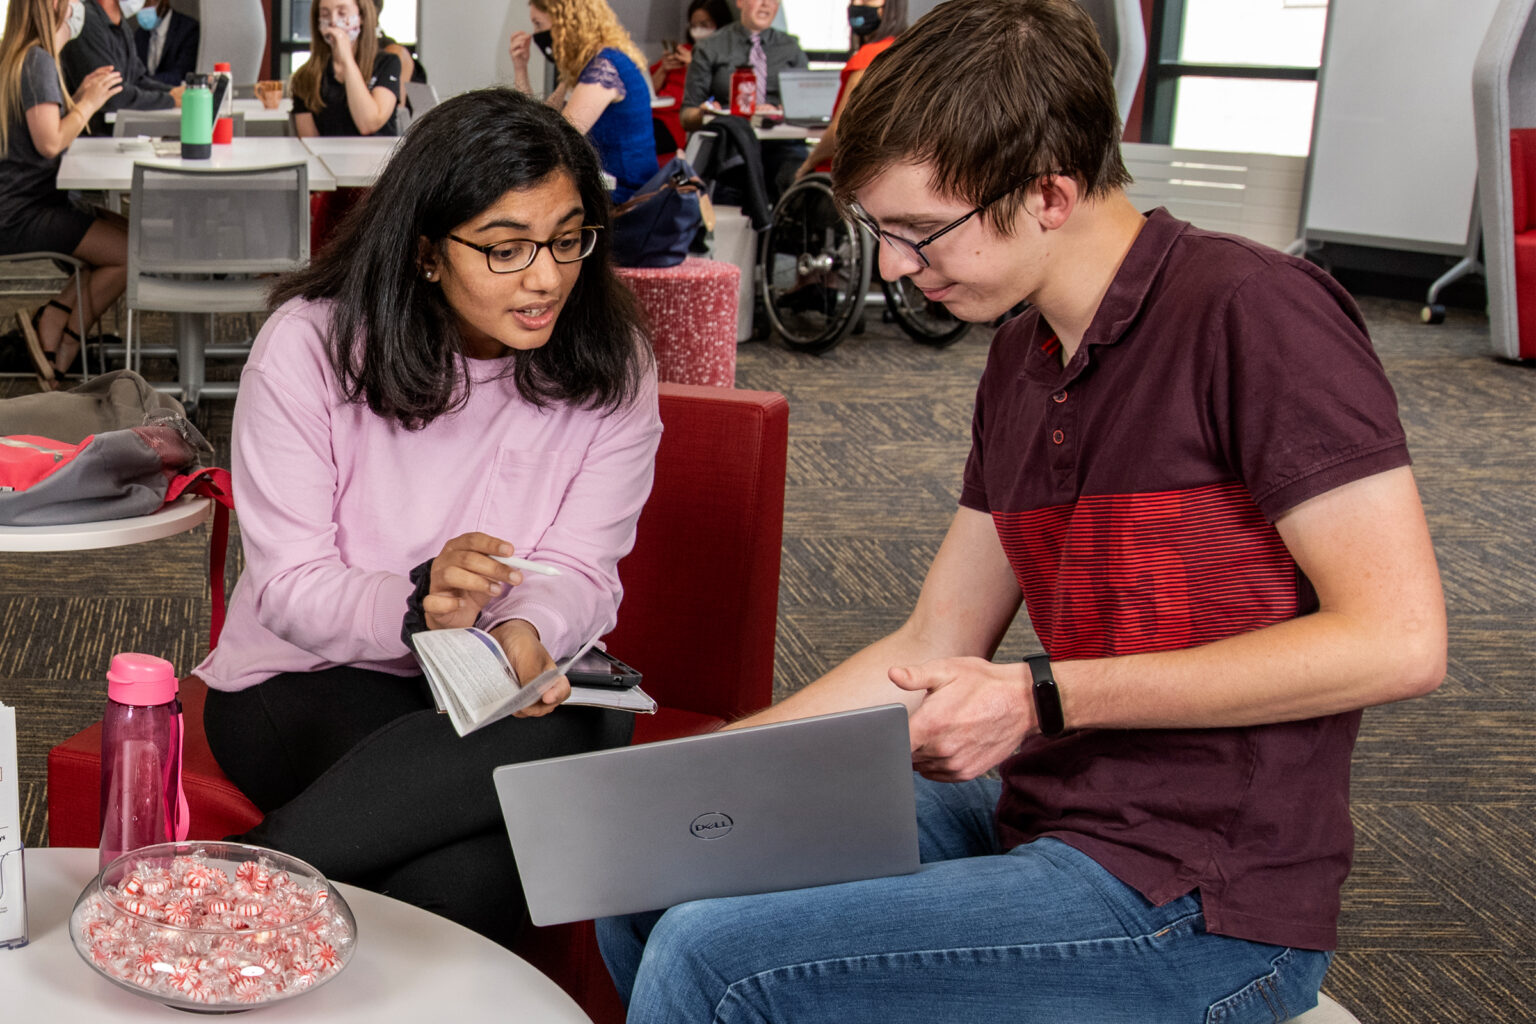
[{"x1": 510, "y1": 0, "x2": 655, "y2": 202}]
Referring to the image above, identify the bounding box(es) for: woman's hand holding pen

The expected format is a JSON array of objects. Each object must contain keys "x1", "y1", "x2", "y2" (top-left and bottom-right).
[{"x1": 423, "y1": 532, "x2": 524, "y2": 631}]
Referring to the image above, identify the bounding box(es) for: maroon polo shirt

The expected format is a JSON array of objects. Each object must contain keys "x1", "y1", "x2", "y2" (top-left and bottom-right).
[{"x1": 961, "y1": 208, "x2": 1410, "y2": 950}]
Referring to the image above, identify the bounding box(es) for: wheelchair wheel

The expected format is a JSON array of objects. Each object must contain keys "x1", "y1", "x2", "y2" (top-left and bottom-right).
[
  {"x1": 760, "y1": 174, "x2": 871, "y2": 355},
  {"x1": 880, "y1": 275, "x2": 971, "y2": 348}
]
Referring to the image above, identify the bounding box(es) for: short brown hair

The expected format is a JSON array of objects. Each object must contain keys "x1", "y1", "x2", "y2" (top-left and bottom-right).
[{"x1": 833, "y1": 0, "x2": 1131, "y2": 232}]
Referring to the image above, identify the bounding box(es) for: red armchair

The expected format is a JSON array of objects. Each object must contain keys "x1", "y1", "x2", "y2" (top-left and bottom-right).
[
  {"x1": 47, "y1": 382, "x2": 790, "y2": 1024},
  {"x1": 1509, "y1": 129, "x2": 1536, "y2": 358}
]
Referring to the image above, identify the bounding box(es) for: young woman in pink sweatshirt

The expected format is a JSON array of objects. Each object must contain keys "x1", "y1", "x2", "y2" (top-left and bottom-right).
[{"x1": 196, "y1": 87, "x2": 660, "y2": 949}]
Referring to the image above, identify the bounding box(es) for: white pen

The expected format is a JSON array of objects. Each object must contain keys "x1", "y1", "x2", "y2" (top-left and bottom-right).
[{"x1": 492, "y1": 554, "x2": 562, "y2": 577}]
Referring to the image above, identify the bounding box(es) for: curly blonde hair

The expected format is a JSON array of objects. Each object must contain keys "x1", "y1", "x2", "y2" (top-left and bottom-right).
[{"x1": 532, "y1": 0, "x2": 648, "y2": 91}]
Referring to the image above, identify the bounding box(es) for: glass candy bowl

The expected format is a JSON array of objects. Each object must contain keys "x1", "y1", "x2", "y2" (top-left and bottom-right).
[{"x1": 70, "y1": 842, "x2": 357, "y2": 1012}]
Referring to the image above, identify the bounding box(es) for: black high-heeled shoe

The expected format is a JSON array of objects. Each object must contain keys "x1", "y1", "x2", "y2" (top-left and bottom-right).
[{"x1": 20, "y1": 299, "x2": 84, "y2": 389}]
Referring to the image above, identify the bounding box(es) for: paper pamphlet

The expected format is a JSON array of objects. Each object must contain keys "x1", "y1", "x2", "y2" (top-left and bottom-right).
[
  {"x1": 0, "y1": 702, "x2": 28, "y2": 949},
  {"x1": 412, "y1": 630, "x2": 654, "y2": 736}
]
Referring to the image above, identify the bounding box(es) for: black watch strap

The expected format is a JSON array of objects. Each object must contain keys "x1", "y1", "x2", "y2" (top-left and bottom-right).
[{"x1": 1024, "y1": 653, "x2": 1065, "y2": 736}]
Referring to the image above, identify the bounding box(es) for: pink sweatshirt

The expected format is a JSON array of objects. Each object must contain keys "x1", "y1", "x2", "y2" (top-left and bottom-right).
[{"x1": 196, "y1": 297, "x2": 662, "y2": 693}]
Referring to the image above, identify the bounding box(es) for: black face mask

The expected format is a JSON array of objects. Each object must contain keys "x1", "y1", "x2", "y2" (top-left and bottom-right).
[
  {"x1": 848, "y1": 5, "x2": 882, "y2": 37},
  {"x1": 532, "y1": 29, "x2": 555, "y2": 62}
]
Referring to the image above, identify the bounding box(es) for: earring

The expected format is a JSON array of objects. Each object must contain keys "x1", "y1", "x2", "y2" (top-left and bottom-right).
[{"x1": 424, "y1": 270, "x2": 436, "y2": 281}]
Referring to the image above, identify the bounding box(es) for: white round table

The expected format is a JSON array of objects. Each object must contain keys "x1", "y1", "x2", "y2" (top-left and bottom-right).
[
  {"x1": 2, "y1": 848, "x2": 592, "y2": 1022},
  {"x1": 0, "y1": 497, "x2": 210, "y2": 552}
]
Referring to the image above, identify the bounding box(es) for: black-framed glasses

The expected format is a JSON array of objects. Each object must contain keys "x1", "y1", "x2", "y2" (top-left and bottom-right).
[
  {"x1": 446, "y1": 226, "x2": 602, "y2": 274},
  {"x1": 849, "y1": 172, "x2": 1060, "y2": 269}
]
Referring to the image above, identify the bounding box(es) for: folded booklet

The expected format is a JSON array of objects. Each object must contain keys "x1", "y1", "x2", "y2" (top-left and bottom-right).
[{"x1": 411, "y1": 628, "x2": 656, "y2": 737}]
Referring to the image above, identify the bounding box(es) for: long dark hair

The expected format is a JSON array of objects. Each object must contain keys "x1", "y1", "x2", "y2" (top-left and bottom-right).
[
  {"x1": 270, "y1": 87, "x2": 651, "y2": 430},
  {"x1": 858, "y1": 0, "x2": 906, "y2": 45},
  {"x1": 687, "y1": 0, "x2": 734, "y2": 30}
]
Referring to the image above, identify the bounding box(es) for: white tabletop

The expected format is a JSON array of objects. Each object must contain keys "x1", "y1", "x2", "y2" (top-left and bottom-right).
[
  {"x1": 3, "y1": 848, "x2": 592, "y2": 1022},
  {"x1": 106, "y1": 97, "x2": 293, "y2": 124},
  {"x1": 300, "y1": 135, "x2": 401, "y2": 188},
  {"x1": 57, "y1": 136, "x2": 337, "y2": 192},
  {"x1": 0, "y1": 496, "x2": 210, "y2": 552}
]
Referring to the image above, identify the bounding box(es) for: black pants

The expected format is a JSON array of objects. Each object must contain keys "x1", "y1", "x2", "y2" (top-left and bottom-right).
[{"x1": 203, "y1": 666, "x2": 633, "y2": 949}]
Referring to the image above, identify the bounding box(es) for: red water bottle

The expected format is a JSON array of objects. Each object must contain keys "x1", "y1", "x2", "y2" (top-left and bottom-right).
[
  {"x1": 730, "y1": 65, "x2": 757, "y2": 118},
  {"x1": 211, "y1": 61, "x2": 234, "y2": 144}
]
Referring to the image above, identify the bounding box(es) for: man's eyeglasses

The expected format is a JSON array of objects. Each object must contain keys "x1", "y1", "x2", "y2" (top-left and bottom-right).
[
  {"x1": 849, "y1": 173, "x2": 1059, "y2": 269},
  {"x1": 446, "y1": 227, "x2": 602, "y2": 274}
]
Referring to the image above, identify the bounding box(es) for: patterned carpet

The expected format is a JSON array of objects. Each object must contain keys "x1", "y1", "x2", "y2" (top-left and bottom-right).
[{"x1": 1, "y1": 272, "x2": 1532, "y2": 1022}]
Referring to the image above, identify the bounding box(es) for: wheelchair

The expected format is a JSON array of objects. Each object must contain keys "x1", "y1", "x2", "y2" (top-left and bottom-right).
[{"x1": 758, "y1": 172, "x2": 970, "y2": 354}]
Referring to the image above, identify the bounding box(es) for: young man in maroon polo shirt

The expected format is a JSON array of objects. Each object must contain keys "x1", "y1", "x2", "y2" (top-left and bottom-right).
[{"x1": 597, "y1": 1, "x2": 1447, "y2": 1019}]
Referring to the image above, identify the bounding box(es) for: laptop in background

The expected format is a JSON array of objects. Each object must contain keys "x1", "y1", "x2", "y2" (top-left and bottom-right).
[
  {"x1": 494, "y1": 704, "x2": 919, "y2": 926},
  {"x1": 778, "y1": 69, "x2": 841, "y2": 126}
]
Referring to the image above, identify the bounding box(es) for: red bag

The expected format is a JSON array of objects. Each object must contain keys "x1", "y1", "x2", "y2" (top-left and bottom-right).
[{"x1": 0, "y1": 425, "x2": 235, "y2": 648}]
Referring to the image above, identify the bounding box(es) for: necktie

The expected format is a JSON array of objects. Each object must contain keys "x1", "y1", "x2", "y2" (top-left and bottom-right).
[{"x1": 749, "y1": 32, "x2": 768, "y2": 105}]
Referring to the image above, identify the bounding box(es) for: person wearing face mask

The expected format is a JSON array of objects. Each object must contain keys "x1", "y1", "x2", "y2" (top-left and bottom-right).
[
  {"x1": 59, "y1": 0, "x2": 182, "y2": 134},
  {"x1": 650, "y1": 0, "x2": 733, "y2": 154},
  {"x1": 290, "y1": 0, "x2": 399, "y2": 138},
  {"x1": 509, "y1": 0, "x2": 655, "y2": 202},
  {"x1": 0, "y1": 0, "x2": 130, "y2": 390},
  {"x1": 795, "y1": 0, "x2": 905, "y2": 181},
  {"x1": 680, "y1": 0, "x2": 808, "y2": 201},
  {"x1": 131, "y1": 0, "x2": 197, "y2": 87}
]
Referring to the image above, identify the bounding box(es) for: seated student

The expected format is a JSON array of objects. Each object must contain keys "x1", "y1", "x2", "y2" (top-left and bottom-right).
[
  {"x1": 1, "y1": 0, "x2": 129, "y2": 390},
  {"x1": 290, "y1": 0, "x2": 398, "y2": 138},
  {"x1": 373, "y1": 0, "x2": 425, "y2": 95},
  {"x1": 131, "y1": 0, "x2": 196, "y2": 87},
  {"x1": 60, "y1": 0, "x2": 181, "y2": 134},
  {"x1": 509, "y1": 0, "x2": 654, "y2": 203},
  {"x1": 196, "y1": 87, "x2": 660, "y2": 949},
  {"x1": 680, "y1": 0, "x2": 807, "y2": 201},
  {"x1": 597, "y1": 0, "x2": 1447, "y2": 1020},
  {"x1": 650, "y1": 0, "x2": 732, "y2": 155},
  {"x1": 795, "y1": 0, "x2": 904, "y2": 180}
]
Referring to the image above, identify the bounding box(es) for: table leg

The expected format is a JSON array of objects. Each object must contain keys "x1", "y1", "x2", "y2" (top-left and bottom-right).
[{"x1": 174, "y1": 311, "x2": 206, "y2": 408}]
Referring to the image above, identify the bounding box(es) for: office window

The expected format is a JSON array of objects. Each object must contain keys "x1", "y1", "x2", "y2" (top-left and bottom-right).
[
  {"x1": 1145, "y1": 0, "x2": 1328, "y2": 156},
  {"x1": 781, "y1": 0, "x2": 851, "y2": 58}
]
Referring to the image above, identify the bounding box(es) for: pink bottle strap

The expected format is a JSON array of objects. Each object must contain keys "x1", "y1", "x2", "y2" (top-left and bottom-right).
[{"x1": 174, "y1": 709, "x2": 190, "y2": 842}]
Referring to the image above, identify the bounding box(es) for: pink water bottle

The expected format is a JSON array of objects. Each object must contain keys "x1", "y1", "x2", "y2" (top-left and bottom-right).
[{"x1": 98, "y1": 653, "x2": 189, "y2": 869}]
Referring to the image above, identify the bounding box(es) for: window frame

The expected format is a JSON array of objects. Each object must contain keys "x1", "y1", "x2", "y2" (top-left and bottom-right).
[{"x1": 1139, "y1": 0, "x2": 1322, "y2": 145}]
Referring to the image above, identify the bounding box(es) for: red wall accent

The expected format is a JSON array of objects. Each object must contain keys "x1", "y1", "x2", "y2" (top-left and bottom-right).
[{"x1": 1120, "y1": 0, "x2": 1154, "y2": 143}]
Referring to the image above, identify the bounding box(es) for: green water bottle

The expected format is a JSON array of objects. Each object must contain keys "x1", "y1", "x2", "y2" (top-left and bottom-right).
[{"x1": 180, "y1": 75, "x2": 212, "y2": 159}]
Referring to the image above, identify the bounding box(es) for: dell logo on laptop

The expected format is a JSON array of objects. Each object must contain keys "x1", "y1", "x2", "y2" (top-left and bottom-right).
[{"x1": 690, "y1": 812, "x2": 734, "y2": 839}]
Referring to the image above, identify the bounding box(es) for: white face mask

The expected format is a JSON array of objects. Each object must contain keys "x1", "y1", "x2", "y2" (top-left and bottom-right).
[
  {"x1": 65, "y1": 0, "x2": 85, "y2": 39},
  {"x1": 321, "y1": 12, "x2": 362, "y2": 43},
  {"x1": 117, "y1": 0, "x2": 145, "y2": 19},
  {"x1": 689, "y1": 25, "x2": 714, "y2": 42}
]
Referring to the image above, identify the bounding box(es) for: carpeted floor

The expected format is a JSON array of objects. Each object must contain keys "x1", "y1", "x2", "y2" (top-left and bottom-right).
[{"x1": 1, "y1": 273, "x2": 1532, "y2": 1022}]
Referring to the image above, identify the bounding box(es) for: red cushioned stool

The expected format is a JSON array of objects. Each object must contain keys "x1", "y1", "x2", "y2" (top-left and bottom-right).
[{"x1": 616, "y1": 257, "x2": 739, "y2": 387}]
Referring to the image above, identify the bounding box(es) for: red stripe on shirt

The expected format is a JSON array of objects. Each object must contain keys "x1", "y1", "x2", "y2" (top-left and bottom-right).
[{"x1": 993, "y1": 481, "x2": 1298, "y2": 659}]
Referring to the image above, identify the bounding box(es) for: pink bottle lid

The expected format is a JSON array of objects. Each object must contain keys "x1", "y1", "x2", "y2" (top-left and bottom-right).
[{"x1": 106, "y1": 653, "x2": 179, "y2": 705}]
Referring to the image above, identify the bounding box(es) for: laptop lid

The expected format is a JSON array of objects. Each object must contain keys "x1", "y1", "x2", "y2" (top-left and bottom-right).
[
  {"x1": 494, "y1": 704, "x2": 919, "y2": 926},
  {"x1": 778, "y1": 69, "x2": 840, "y2": 124}
]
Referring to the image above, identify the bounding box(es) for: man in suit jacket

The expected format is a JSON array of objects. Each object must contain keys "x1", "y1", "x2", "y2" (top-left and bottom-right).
[
  {"x1": 62, "y1": 0, "x2": 184, "y2": 134},
  {"x1": 135, "y1": 0, "x2": 200, "y2": 87}
]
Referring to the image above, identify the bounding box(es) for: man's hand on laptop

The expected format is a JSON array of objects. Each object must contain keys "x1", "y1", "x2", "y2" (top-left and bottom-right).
[{"x1": 891, "y1": 657, "x2": 1034, "y2": 782}]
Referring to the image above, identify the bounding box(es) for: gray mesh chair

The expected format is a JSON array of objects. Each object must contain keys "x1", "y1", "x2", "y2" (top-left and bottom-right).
[
  {"x1": 124, "y1": 161, "x2": 308, "y2": 407},
  {"x1": 112, "y1": 110, "x2": 247, "y2": 139}
]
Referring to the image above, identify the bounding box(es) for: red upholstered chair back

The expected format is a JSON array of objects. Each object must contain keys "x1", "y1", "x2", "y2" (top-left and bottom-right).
[
  {"x1": 46, "y1": 382, "x2": 790, "y2": 1024},
  {"x1": 1510, "y1": 129, "x2": 1536, "y2": 232},
  {"x1": 605, "y1": 383, "x2": 787, "y2": 722}
]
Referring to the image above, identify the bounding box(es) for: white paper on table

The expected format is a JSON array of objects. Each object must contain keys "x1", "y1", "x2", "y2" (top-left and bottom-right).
[{"x1": 0, "y1": 702, "x2": 28, "y2": 949}]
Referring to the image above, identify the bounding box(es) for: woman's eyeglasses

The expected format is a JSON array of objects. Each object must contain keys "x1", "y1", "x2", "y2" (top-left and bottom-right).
[{"x1": 447, "y1": 227, "x2": 602, "y2": 274}]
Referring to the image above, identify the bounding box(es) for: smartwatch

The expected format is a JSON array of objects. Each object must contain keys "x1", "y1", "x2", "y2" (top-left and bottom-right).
[{"x1": 1024, "y1": 653, "x2": 1065, "y2": 736}]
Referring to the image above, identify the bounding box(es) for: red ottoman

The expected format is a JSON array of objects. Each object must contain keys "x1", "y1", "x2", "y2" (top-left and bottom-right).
[{"x1": 616, "y1": 257, "x2": 739, "y2": 387}]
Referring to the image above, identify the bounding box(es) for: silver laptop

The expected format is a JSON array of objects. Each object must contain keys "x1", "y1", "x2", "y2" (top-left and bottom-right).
[
  {"x1": 778, "y1": 69, "x2": 841, "y2": 126},
  {"x1": 493, "y1": 704, "x2": 919, "y2": 926}
]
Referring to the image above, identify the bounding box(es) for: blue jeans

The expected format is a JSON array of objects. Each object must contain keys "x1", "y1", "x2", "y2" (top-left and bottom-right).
[{"x1": 597, "y1": 775, "x2": 1332, "y2": 1023}]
